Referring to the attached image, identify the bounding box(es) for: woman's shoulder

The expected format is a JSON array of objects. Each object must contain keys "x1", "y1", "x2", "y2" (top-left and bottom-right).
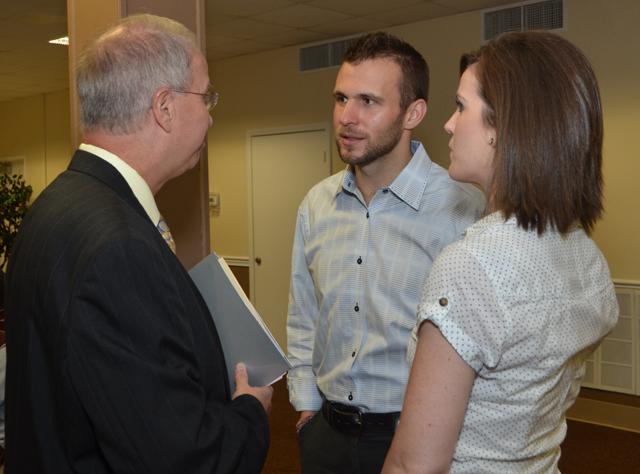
[{"x1": 428, "y1": 212, "x2": 532, "y2": 292}]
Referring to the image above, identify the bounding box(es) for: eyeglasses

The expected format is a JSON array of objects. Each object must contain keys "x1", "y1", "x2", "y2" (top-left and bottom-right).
[{"x1": 170, "y1": 86, "x2": 219, "y2": 111}]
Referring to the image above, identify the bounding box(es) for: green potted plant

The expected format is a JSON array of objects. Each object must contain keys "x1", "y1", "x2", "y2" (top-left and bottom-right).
[{"x1": 0, "y1": 173, "x2": 33, "y2": 314}]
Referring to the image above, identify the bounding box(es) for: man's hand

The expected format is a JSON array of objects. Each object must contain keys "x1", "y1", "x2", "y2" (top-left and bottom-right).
[
  {"x1": 232, "y1": 363, "x2": 273, "y2": 414},
  {"x1": 295, "y1": 410, "x2": 316, "y2": 433}
]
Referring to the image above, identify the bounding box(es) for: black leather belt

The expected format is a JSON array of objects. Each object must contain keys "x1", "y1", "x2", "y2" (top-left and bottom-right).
[{"x1": 321, "y1": 400, "x2": 400, "y2": 437}]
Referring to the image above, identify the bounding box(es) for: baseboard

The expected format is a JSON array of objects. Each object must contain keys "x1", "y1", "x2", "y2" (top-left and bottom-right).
[
  {"x1": 221, "y1": 256, "x2": 249, "y2": 267},
  {"x1": 567, "y1": 397, "x2": 640, "y2": 433}
]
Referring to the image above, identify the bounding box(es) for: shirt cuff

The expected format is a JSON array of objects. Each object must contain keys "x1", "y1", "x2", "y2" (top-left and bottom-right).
[
  {"x1": 418, "y1": 295, "x2": 483, "y2": 373},
  {"x1": 287, "y1": 371, "x2": 323, "y2": 412}
]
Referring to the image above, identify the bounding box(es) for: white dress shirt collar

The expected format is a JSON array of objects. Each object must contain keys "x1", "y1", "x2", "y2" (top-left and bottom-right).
[
  {"x1": 79, "y1": 143, "x2": 160, "y2": 226},
  {"x1": 338, "y1": 140, "x2": 432, "y2": 211}
]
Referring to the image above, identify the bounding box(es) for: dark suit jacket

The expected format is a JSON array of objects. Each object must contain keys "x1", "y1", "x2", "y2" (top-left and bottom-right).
[{"x1": 5, "y1": 150, "x2": 269, "y2": 473}]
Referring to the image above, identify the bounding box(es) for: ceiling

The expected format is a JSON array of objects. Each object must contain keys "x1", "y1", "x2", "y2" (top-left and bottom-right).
[{"x1": 0, "y1": 0, "x2": 515, "y2": 103}]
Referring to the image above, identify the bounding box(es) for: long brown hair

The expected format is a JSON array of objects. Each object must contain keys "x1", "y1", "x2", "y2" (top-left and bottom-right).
[{"x1": 461, "y1": 31, "x2": 603, "y2": 235}]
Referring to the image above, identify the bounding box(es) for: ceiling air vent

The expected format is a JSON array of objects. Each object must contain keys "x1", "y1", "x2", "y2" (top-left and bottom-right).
[
  {"x1": 483, "y1": 0, "x2": 564, "y2": 42},
  {"x1": 524, "y1": 0, "x2": 563, "y2": 30},
  {"x1": 299, "y1": 37, "x2": 359, "y2": 72}
]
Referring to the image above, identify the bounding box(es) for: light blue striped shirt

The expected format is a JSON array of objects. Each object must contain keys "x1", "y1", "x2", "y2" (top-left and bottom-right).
[{"x1": 287, "y1": 141, "x2": 485, "y2": 413}]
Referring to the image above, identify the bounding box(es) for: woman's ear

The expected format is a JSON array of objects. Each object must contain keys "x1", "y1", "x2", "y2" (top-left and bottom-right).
[
  {"x1": 404, "y1": 98, "x2": 427, "y2": 131},
  {"x1": 151, "y1": 88, "x2": 174, "y2": 132},
  {"x1": 486, "y1": 126, "x2": 497, "y2": 148}
]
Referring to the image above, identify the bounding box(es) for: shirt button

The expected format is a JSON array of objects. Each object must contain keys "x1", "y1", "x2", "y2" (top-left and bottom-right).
[
  {"x1": 366, "y1": 211, "x2": 369, "y2": 218},
  {"x1": 354, "y1": 304, "x2": 359, "y2": 312},
  {"x1": 348, "y1": 394, "x2": 353, "y2": 401},
  {"x1": 439, "y1": 297, "x2": 448, "y2": 307},
  {"x1": 382, "y1": 189, "x2": 389, "y2": 194},
  {"x1": 357, "y1": 257, "x2": 362, "y2": 264},
  {"x1": 351, "y1": 351, "x2": 356, "y2": 357}
]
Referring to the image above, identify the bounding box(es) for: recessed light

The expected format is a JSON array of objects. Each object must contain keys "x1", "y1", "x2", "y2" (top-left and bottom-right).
[{"x1": 49, "y1": 36, "x2": 69, "y2": 46}]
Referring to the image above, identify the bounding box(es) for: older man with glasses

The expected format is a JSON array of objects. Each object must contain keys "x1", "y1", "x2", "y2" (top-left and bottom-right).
[{"x1": 4, "y1": 14, "x2": 272, "y2": 474}]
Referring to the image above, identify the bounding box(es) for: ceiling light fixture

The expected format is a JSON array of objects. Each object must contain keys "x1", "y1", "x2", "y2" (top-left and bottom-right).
[{"x1": 49, "y1": 36, "x2": 69, "y2": 46}]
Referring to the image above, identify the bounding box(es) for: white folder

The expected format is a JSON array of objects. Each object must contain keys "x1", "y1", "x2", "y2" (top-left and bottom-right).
[{"x1": 189, "y1": 252, "x2": 291, "y2": 389}]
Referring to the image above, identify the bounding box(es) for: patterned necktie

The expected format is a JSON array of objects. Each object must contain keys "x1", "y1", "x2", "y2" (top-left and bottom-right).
[{"x1": 157, "y1": 216, "x2": 176, "y2": 253}]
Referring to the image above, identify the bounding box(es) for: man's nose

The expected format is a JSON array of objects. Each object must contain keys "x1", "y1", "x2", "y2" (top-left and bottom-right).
[{"x1": 338, "y1": 100, "x2": 358, "y2": 126}]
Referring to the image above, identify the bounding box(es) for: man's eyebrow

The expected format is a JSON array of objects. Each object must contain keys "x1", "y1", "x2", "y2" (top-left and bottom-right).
[{"x1": 357, "y1": 92, "x2": 383, "y2": 101}]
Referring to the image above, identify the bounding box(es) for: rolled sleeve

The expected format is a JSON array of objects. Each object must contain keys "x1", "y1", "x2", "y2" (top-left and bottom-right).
[{"x1": 411, "y1": 244, "x2": 508, "y2": 373}]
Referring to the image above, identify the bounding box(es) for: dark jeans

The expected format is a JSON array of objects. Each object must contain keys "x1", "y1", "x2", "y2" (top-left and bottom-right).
[{"x1": 298, "y1": 411, "x2": 394, "y2": 474}]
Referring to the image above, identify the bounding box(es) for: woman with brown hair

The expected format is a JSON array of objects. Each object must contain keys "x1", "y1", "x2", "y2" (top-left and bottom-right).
[{"x1": 382, "y1": 31, "x2": 619, "y2": 473}]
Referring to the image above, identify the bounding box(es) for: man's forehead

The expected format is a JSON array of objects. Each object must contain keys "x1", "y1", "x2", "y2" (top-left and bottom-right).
[{"x1": 334, "y1": 58, "x2": 401, "y2": 93}]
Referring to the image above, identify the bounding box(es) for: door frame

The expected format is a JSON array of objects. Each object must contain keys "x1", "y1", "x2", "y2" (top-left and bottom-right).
[{"x1": 246, "y1": 122, "x2": 331, "y2": 304}]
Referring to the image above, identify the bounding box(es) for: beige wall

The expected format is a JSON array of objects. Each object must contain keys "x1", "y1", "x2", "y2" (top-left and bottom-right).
[
  {"x1": 570, "y1": 0, "x2": 640, "y2": 281},
  {"x1": 208, "y1": 0, "x2": 640, "y2": 281},
  {"x1": 44, "y1": 90, "x2": 73, "y2": 186},
  {"x1": 0, "y1": 89, "x2": 71, "y2": 198}
]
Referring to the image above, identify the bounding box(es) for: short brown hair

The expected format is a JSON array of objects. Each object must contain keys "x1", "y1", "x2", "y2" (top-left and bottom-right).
[
  {"x1": 461, "y1": 31, "x2": 603, "y2": 235},
  {"x1": 343, "y1": 32, "x2": 429, "y2": 109}
]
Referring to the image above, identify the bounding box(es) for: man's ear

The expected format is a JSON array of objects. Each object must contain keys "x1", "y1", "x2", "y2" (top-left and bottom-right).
[
  {"x1": 404, "y1": 98, "x2": 427, "y2": 131},
  {"x1": 151, "y1": 88, "x2": 174, "y2": 132}
]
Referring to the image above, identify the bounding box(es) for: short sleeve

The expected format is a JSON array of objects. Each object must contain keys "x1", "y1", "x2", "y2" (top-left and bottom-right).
[{"x1": 409, "y1": 243, "x2": 509, "y2": 373}]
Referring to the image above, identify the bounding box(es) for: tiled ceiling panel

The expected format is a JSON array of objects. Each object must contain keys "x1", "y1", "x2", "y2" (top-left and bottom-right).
[
  {"x1": 308, "y1": 0, "x2": 426, "y2": 16},
  {"x1": 254, "y1": 4, "x2": 351, "y2": 29}
]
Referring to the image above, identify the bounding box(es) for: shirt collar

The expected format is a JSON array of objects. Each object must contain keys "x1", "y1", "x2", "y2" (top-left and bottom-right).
[
  {"x1": 79, "y1": 143, "x2": 161, "y2": 226},
  {"x1": 465, "y1": 211, "x2": 515, "y2": 237},
  {"x1": 339, "y1": 166, "x2": 358, "y2": 197},
  {"x1": 337, "y1": 140, "x2": 432, "y2": 211}
]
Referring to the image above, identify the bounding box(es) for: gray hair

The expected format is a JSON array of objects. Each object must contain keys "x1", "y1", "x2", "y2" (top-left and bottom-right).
[{"x1": 76, "y1": 14, "x2": 198, "y2": 134}]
